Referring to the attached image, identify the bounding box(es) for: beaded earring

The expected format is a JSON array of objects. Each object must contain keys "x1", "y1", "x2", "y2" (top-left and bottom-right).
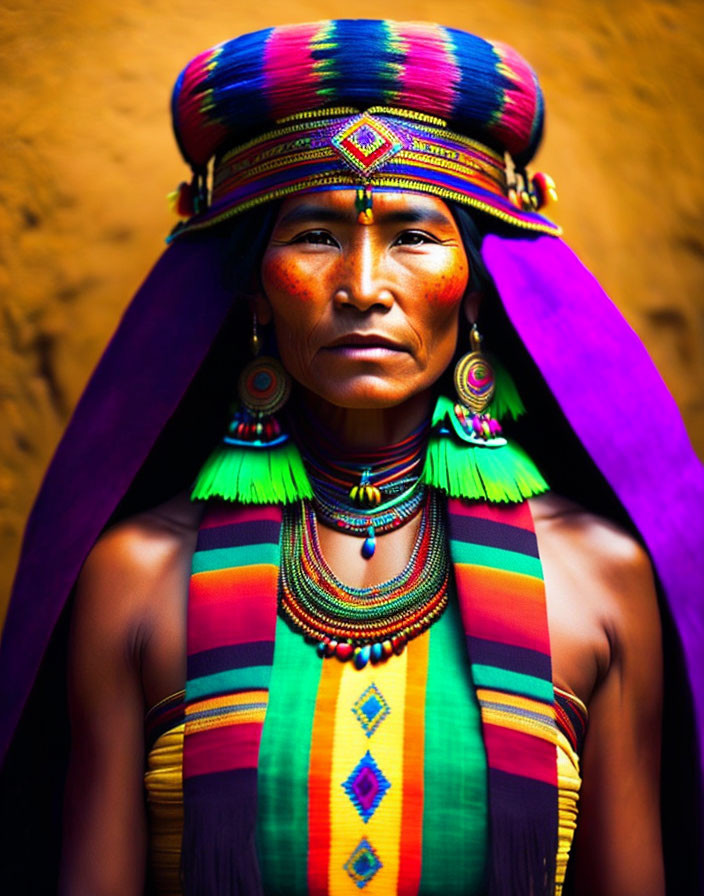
[
  {"x1": 452, "y1": 323, "x2": 505, "y2": 445},
  {"x1": 191, "y1": 313, "x2": 312, "y2": 504},
  {"x1": 234, "y1": 314, "x2": 291, "y2": 442},
  {"x1": 422, "y1": 323, "x2": 548, "y2": 503}
]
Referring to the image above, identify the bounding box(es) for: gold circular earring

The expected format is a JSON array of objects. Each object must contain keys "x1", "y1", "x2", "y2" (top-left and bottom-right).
[{"x1": 453, "y1": 323, "x2": 495, "y2": 415}]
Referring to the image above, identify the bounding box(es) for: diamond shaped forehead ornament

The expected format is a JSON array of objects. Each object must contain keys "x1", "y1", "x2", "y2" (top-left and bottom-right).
[{"x1": 331, "y1": 113, "x2": 404, "y2": 179}]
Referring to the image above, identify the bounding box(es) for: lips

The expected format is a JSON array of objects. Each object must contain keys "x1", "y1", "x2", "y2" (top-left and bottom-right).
[{"x1": 324, "y1": 333, "x2": 407, "y2": 351}]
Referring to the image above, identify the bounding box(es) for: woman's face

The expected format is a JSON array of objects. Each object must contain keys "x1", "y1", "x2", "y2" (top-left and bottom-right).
[{"x1": 258, "y1": 189, "x2": 469, "y2": 409}]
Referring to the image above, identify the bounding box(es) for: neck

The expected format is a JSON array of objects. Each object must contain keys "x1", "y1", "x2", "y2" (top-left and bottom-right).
[{"x1": 295, "y1": 389, "x2": 435, "y2": 452}]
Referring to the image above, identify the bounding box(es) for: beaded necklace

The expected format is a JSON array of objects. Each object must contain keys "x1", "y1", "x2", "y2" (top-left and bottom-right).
[
  {"x1": 279, "y1": 489, "x2": 449, "y2": 668},
  {"x1": 296, "y1": 416, "x2": 430, "y2": 558}
]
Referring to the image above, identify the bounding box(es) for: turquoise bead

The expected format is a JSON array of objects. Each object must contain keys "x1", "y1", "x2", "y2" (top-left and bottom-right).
[
  {"x1": 370, "y1": 642, "x2": 384, "y2": 664},
  {"x1": 361, "y1": 525, "x2": 376, "y2": 559},
  {"x1": 354, "y1": 645, "x2": 371, "y2": 669}
]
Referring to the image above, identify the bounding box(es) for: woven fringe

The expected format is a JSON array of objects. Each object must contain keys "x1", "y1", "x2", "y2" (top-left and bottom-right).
[
  {"x1": 422, "y1": 431, "x2": 548, "y2": 502},
  {"x1": 486, "y1": 773, "x2": 557, "y2": 896},
  {"x1": 182, "y1": 777, "x2": 263, "y2": 896},
  {"x1": 191, "y1": 438, "x2": 313, "y2": 504}
]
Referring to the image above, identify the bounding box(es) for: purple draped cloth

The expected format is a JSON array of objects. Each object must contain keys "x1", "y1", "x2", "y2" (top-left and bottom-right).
[
  {"x1": 482, "y1": 234, "x2": 704, "y2": 758},
  {"x1": 0, "y1": 236, "x2": 234, "y2": 758}
]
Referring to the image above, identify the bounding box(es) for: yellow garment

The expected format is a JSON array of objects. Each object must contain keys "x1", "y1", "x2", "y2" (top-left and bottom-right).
[
  {"x1": 145, "y1": 723, "x2": 185, "y2": 896},
  {"x1": 555, "y1": 723, "x2": 583, "y2": 895},
  {"x1": 144, "y1": 688, "x2": 585, "y2": 896}
]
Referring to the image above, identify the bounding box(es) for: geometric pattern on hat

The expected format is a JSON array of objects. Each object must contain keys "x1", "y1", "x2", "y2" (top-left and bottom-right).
[
  {"x1": 168, "y1": 20, "x2": 559, "y2": 238},
  {"x1": 331, "y1": 113, "x2": 403, "y2": 178},
  {"x1": 172, "y1": 104, "x2": 559, "y2": 239}
]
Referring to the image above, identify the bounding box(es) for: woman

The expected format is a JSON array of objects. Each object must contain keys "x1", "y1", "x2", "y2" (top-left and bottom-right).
[{"x1": 1, "y1": 20, "x2": 702, "y2": 896}]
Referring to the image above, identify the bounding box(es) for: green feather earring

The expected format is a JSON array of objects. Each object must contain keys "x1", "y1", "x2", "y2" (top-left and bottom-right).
[
  {"x1": 422, "y1": 324, "x2": 547, "y2": 502},
  {"x1": 191, "y1": 314, "x2": 312, "y2": 504}
]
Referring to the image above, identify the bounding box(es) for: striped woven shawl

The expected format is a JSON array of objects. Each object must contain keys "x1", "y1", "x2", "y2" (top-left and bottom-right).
[{"x1": 183, "y1": 496, "x2": 557, "y2": 895}]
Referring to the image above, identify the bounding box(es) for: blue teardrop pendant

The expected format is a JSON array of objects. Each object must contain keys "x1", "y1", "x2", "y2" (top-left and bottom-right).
[{"x1": 361, "y1": 525, "x2": 376, "y2": 559}]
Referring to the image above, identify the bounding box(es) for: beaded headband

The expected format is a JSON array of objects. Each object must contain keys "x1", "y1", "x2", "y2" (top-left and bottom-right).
[{"x1": 169, "y1": 21, "x2": 560, "y2": 237}]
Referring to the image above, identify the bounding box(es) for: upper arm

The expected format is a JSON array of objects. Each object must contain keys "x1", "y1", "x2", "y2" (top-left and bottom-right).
[
  {"x1": 571, "y1": 534, "x2": 664, "y2": 896},
  {"x1": 60, "y1": 529, "x2": 150, "y2": 896}
]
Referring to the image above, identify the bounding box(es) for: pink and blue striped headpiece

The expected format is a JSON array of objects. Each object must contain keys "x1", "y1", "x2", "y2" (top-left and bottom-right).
[{"x1": 170, "y1": 20, "x2": 560, "y2": 236}]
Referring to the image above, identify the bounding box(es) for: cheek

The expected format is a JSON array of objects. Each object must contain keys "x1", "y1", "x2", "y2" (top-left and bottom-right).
[
  {"x1": 261, "y1": 255, "x2": 317, "y2": 307},
  {"x1": 426, "y1": 258, "x2": 470, "y2": 306}
]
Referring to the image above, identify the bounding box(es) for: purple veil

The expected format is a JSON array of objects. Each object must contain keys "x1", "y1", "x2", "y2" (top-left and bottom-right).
[{"x1": 1, "y1": 227, "x2": 702, "y2": 887}]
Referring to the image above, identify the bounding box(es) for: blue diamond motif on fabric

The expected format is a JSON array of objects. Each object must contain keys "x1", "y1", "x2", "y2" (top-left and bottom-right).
[
  {"x1": 344, "y1": 837, "x2": 383, "y2": 889},
  {"x1": 342, "y1": 751, "x2": 390, "y2": 823},
  {"x1": 352, "y1": 683, "x2": 390, "y2": 738}
]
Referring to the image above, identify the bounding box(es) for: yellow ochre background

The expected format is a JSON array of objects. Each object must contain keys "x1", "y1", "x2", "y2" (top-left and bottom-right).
[{"x1": 2, "y1": 0, "x2": 704, "y2": 617}]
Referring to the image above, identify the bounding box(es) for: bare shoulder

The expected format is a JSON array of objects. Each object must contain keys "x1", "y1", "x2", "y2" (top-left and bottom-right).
[
  {"x1": 74, "y1": 492, "x2": 203, "y2": 642},
  {"x1": 80, "y1": 492, "x2": 202, "y2": 579},
  {"x1": 530, "y1": 492, "x2": 655, "y2": 590},
  {"x1": 529, "y1": 492, "x2": 660, "y2": 668}
]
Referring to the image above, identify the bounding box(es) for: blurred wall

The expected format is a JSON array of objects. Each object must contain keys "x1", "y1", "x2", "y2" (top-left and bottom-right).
[{"x1": 2, "y1": 0, "x2": 703, "y2": 617}]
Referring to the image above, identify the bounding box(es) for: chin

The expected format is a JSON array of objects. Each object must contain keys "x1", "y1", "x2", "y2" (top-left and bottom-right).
[{"x1": 308, "y1": 379, "x2": 425, "y2": 411}]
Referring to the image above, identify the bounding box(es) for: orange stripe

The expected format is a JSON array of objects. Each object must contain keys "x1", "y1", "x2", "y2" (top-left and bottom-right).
[
  {"x1": 454, "y1": 565, "x2": 550, "y2": 653},
  {"x1": 398, "y1": 633, "x2": 430, "y2": 896},
  {"x1": 307, "y1": 656, "x2": 344, "y2": 895},
  {"x1": 188, "y1": 565, "x2": 279, "y2": 650}
]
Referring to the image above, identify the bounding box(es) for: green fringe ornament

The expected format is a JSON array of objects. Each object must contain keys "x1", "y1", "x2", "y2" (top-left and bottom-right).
[
  {"x1": 191, "y1": 434, "x2": 313, "y2": 504},
  {"x1": 422, "y1": 395, "x2": 548, "y2": 503}
]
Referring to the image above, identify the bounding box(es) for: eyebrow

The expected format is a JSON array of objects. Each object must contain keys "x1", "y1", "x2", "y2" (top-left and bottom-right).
[{"x1": 276, "y1": 202, "x2": 453, "y2": 228}]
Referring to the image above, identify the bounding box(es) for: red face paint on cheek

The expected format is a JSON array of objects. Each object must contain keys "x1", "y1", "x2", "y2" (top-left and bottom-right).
[
  {"x1": 262, "y1": 255, "x2": 316, "y2": 303},
  {"x1": 425, "y1": 258, "x2": 470, "y2": 306}
]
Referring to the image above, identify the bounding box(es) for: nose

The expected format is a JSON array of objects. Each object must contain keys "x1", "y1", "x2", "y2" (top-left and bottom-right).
[{"x1": 333, "y1": 231, "x2": 394, "y2": 312}]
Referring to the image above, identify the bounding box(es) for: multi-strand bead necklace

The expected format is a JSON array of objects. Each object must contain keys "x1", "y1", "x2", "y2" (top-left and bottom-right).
[
  {"x1": 297, "y1": 418, "x2": 430, "y2": 558},
  {"x1": 279, "y1": 488, "x2": 449, "y2": 668}
]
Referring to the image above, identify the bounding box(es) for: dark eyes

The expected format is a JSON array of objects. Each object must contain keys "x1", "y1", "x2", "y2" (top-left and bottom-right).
[
  {"x1": 290, "y1": 229, "x2": 438, "y2": 247},
  {"x1": 291, "y1": 230, "x2": 338, "y2": 246},
  {"x1": 392, "y1": 230, "x2": 437, "y2": 246}
]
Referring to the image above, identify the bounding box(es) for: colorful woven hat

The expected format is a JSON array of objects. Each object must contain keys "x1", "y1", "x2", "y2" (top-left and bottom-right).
[{"x1": 169, "y1": 20, "x2": 560, "y2": 237}]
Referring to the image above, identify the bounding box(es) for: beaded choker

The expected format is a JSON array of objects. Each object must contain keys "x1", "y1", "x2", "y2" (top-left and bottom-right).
[
  {"x1": 297, "y1": 418, "x2": 430, "y2": 558},
  {"x1": 279, "y1": 489, "x2": 449, "y2": 668}
]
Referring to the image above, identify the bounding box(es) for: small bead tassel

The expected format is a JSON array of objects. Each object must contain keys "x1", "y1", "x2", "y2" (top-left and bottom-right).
[
  {"x1": 362, "y1": 525, "x2": 376, "y2": 559},
  {"x1": 355, "y1": 184, "x2": 374, "y2": 224}
]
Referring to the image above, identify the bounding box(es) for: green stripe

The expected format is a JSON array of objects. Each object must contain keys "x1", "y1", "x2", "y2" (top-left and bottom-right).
[
  {"x1": 472, "y1": 664, "x2": 554, "y2": 702},
  {"x1": 449, "y1": 540, "x2": 543, "y2": 579},
  {"x1": 420, "y1": 588, "x2": 488, "y2": 895},
  {"x1": 192, "y1": 543, "x2": 279, "y2": 573},
  {"x1": 187, "y1": 665, "x2": 272, "y2": 701},
  {"x1": 256, "y1": 616, "x2": 322, "y2": 895}
]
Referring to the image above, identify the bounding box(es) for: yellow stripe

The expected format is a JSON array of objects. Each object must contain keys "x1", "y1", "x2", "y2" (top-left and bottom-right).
[
  {"x1": 481, "y1": 706, "x2": 557, "y2": 744},
  {"x1": 185, "y1": 689, "x2": 268, "y2": 715},
  {"x1": 328, "y1": 655, "x2": 408, "y2": 895},
  {"x1": 184, "y1": 706, "x2": 266, "y2": 734},
  {"x1": 476, "y1": 687, "x2": 552, "y2": 716},
  {"x1": 185, "y1": 689, "x2": 269, "y2": 733}
]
